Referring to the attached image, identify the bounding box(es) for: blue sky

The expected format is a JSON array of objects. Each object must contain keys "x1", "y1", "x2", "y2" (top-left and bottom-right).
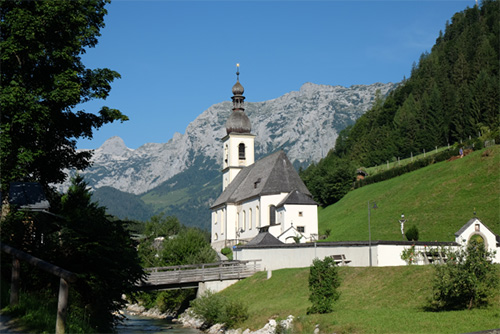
[{"x1": 77, "y1": 0, "x2": 474, "y2": 150}]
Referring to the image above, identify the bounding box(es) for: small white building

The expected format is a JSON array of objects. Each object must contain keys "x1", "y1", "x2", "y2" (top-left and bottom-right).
[
  {"x1": 211, "y1": 67, "x2": 318, "y2": 250},
  {"x1": 454, "y1": 217, "x2": 500, "y2": 263}
]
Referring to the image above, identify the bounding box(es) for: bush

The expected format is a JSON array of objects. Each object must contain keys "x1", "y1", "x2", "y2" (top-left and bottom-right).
[
  {"x1": 307, "y1": 257, "x2": 341, "y2": 314},
  {"x1": 190, "y1": 290, "x2": 248, "y2": 328},
  {"x1": 405, "y1": 225, "x2": 419, "y2": 241},
  {"x1": 428, "y1": 241, "x2": 500, "y2": 310},
  {"x1": 221, "y1": 247, "x2": 233, "y2": 260},
  {"x1": 401, "y1": 245, "x2": 418, "y2": 265}
]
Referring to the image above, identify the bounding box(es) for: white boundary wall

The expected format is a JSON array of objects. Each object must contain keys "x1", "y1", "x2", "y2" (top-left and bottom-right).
[
  {"x1": 235, "y1": 219, "x2": 500, "y2": 270},
  {"x1": 234, "y1": 241, "x2": 464, "y2": 270}
]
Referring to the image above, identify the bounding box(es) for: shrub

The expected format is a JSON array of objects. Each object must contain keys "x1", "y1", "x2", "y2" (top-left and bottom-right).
[
  {"x1": 221, "y1": 247, "x2": 233, "y2": 260},
  {"x1": 405, "y1": 225, "x2": 419, "y2": 241},
  {"x1": 428, "y1": 241, "x2": 500, "y2": 310},
  {"x1": 190, "y1": 290, "x2": 248, "y2": 328},
  {"x1": 307, "y1": 257, "x2": 341, "y2": 314},
  {"x1": 401, "y1": 245, "x2": 419, "y2": 265}
]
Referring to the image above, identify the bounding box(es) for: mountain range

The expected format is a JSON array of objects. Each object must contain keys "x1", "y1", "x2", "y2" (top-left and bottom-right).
[{"x1": 64, "y1": 82, "x2": 397, "y2": 228}]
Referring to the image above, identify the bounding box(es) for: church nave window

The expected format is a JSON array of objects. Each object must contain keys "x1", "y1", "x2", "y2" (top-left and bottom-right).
[{"x1": 269, "y1": 205, "x2": 276, "y2": 225}]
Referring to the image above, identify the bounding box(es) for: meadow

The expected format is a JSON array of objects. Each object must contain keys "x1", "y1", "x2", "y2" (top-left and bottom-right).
[
  {"x1": 319, "y1": 145, "x2": 500, "y2": 242},
  {"x1": 220, "y1": 266, "x2": 500, "y2": 333}
]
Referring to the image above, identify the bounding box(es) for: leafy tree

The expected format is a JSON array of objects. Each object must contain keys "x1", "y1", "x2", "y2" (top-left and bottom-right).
[
  {"x1": 307, "y1": 257, "x2": 341, "y2": 314},
  {"x1": 56, "y1": 175, "x2": 144, "y2": 331},
  {"x1": 0, "y1": 0, "x2": 127, "y2": 198},
  {"x1": 429, "y1": 241, "x2": 500, "y2": 311},
  {"x1": 300, "y1": 154, "x2": 355, "y2": 207},
  {"x1": 138, "y1": 214, "x2": 181, "y2": 267},
  {"x1": 161, "y1": 228, "x2": 217, "y2": 266},
  {"x1": 144, "y1": 213, "x2": 181, "y2": 239}
]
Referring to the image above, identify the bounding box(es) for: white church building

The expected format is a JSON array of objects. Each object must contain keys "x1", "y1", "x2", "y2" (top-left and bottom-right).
[{"x1": 211, "y1": 67, "x2": 318, "y2": 251}]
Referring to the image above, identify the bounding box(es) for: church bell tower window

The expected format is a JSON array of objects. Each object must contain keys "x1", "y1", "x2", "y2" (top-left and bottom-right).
[{"x1": 239, "y1": 143, "x2": 246, "y2": 160}]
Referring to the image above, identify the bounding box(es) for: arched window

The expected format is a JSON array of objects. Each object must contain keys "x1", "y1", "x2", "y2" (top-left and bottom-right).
[
  {"x1": 221, "y1": 208, "x2": 225, "y2": 234},
  {"x1": 269, "y1": 205, "x2": 276, "y2": 225},
  {"x1": 249, "y1": 208, "x2": 253, "y2": 230},
  {"x1": 242, "y1": 210, "x2": 246, "y2": 231},
  {"x1": 238, "y1": 143, "x2": 245, "y2": 160},
  {"x1": 256, "y1": 206, "x2": 260, "y2": 227}
]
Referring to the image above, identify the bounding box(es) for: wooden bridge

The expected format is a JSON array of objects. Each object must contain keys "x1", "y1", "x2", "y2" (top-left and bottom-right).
[{"x1": 136, "y1": 260, "x2": 261, "y2": 291}]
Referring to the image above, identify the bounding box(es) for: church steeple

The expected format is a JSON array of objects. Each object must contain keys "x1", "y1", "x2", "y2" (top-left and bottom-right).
[
  {"x1": 225, "y1": 64, "x2": 251, "y2": 135},
  {"x1": 221, "y1": 64, "x2": 255, "y2": 191}
]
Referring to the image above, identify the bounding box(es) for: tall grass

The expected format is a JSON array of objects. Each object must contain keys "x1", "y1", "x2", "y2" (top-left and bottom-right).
[
  {"x1": 319, "y1": 146, "x2": 500, "y2": 242},
  {"x1": 219, "y1": 266, "x2": 500, "y2": 333}
]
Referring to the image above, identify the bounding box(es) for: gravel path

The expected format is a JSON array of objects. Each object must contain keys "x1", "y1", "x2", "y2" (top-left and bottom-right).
[{"x1": 0, "y1": 313, "x2": 28, "y2": 333}]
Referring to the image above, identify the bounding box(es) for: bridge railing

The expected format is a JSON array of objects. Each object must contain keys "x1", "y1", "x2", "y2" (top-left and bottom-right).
[{"x1": 139, "y1": 260, "x2": 261, "y2": 288}]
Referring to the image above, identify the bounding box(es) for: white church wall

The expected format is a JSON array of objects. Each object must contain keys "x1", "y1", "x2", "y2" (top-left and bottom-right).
[
  {"x1": 211, "y1": 210, "x2": 220, "y2": 245},
  {"x1": 260, "y1": 193, "x2": 288, "y2": 228},
  {"x1": 237, "y1": 198, "x2": 261, "y2": 242},
  {"x1": 284, "y1": 204, "x2": 318, "y2": 241}
]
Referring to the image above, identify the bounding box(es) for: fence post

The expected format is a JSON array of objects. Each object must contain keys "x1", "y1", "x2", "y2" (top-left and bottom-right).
[
  {"x1": 10, "y1": 257, "x2": 20, "y2": 305},
  {"x1": 56, "y1": 278, "x2": 69, "y2": 334}
]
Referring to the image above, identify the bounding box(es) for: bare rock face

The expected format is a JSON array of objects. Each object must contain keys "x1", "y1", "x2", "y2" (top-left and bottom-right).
[{"x1": 60, "y1": 82, "x2": 396, "y2": 195}]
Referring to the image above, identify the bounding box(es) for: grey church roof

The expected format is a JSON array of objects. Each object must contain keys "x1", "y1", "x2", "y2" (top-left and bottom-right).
[
  {"x1": 276, "y1": 189, "x2": 317, "y2": 207},
  {"x1": 246, "y1": 232, "x2": 283, "y2": 246},
  {"x1": 211, "y1": 150, "x2": 311, "y2": 208}
]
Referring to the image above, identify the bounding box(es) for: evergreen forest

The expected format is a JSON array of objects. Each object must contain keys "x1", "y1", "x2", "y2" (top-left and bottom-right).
[{"x1": 301, "y1": 0, "x2": 499, "y2": 207}]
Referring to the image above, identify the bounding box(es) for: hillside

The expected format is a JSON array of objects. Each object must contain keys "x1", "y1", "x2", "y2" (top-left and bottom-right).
[
  {"x1": 301, "y1": 0, "x2": 499, "y2": 208},
  {"x1": 318, "y1": 145, "x2": 500, "y2": 242},
  {"x1": 219, "y1": 266, "x2": 500, "y2": 333}
]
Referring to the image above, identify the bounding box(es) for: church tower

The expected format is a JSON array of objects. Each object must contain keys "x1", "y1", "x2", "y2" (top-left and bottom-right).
[{"x1": 222, "y1": 64, "x2": 255, "y2": 191}]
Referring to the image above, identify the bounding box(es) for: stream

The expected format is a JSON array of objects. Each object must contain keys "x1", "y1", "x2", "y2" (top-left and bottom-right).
[{"x1": 117, "y1": 312, "x2": 202, "y2": 334}]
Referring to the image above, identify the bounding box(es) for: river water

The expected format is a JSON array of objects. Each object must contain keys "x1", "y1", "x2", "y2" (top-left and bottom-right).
[{"x1": 117, "y1": 312, "x2": 202, "y2": 334}]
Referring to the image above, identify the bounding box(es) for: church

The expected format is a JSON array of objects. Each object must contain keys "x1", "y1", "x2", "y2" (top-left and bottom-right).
[{"x1": 211, "y1": 66, "x2": 319, "y2": 251}]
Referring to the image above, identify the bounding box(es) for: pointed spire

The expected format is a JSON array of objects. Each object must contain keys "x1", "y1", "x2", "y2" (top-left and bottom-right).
[
  {"x1": 232, "y1": 63, "x2": 244, "y2": 96},
  {"x1": 226, "y1": 63, "x2": 251, "y2": 134}
]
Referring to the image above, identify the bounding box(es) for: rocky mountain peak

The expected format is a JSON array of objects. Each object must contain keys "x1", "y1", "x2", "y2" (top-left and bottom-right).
[
  {"x1": 96, "y1": 136, "x2": 132, "y2": 157},
  {"x1": 62, "y1": 81, "x2": 397, "y2": 195}
]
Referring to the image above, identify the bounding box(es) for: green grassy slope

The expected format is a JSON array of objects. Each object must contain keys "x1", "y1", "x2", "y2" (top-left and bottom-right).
[
  {"x1": 319, "y1": 145, "x2": 500, "y2": 242},
  {"x1": 220, "y1": 266, "x2": 500, "y2": 333}
]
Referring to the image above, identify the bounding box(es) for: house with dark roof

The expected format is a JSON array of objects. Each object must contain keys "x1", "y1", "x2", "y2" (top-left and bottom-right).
[{"x1": 210, "y1": 66, "x2": 318, "y2": 250}]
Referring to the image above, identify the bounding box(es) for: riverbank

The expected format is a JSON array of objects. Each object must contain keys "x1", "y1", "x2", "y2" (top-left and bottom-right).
[
  {"x1": 118, "y1": 310, "x2": 202, "y2": 334},
  {"x1": 125, "y1": 302, "x2": 177, "y2": 320},
  {"x1": 178, "y1": 309, "x2": 295, "y2": 334}
]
